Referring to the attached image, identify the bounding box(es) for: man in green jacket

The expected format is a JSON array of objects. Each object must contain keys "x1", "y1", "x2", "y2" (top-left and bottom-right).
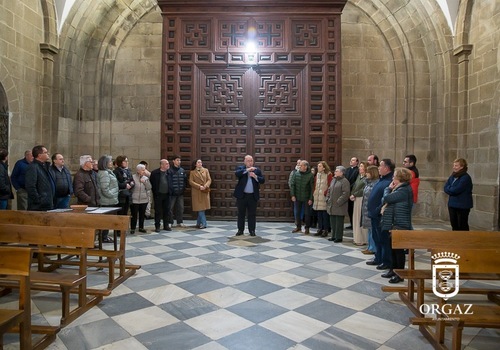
[{"x1": 290, "y1": 160, "x2": 314, "y2": 234}]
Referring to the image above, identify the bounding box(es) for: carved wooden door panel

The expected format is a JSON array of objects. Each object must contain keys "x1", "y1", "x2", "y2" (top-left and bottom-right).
[
  {"x1": 196, "y1": 65, "x2": 305, "y2": 219},
  {"x1": 158, "y1": 1, "x2": 346, "y2": 221}
]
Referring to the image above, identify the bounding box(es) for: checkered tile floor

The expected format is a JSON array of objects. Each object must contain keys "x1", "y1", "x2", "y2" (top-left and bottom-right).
[{"x1": 2, "y1": 219, "x2": 499, "y2": 349}]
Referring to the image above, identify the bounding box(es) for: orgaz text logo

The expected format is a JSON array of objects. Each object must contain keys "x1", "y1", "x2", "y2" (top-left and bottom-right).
[
  {"x1": 418, "y1": 252, "x2": 474, "y2": 318},
  {"x1": 432, "y1": 251, "x2": 460, "y2": 300}
]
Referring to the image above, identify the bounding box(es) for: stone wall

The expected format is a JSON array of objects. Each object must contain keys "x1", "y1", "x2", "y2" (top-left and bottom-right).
[
  {"x1": 0, "y1": 0, "x2": 44, "y2": 158},
  {"x1": 0, "y1": 0, "x2": 498, "y2": 228}
]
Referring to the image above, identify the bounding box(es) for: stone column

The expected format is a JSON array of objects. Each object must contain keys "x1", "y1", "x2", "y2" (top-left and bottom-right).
[
  {"x1": 453, "y1": 44, "x2": 472, "y2": 152},
  {"x1": 39, "y1": 43, "x2": 59, "y2": 149}
]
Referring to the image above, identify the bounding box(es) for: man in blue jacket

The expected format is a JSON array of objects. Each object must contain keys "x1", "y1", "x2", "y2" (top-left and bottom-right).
[
  {"x1": 366, "y1": 158, "x2": 394, "y2": 270},
  {"x1": 10, "y1": 150, "x2": 34, "y2": 210},
  {"x1": 233, "y1": 155, "x2": 265, "y2": 236}
]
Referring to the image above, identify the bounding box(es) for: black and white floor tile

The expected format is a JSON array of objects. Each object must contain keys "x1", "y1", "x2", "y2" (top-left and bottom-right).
[{"x1": 2, "y1": 219, "x2": 498, "y2": 349}]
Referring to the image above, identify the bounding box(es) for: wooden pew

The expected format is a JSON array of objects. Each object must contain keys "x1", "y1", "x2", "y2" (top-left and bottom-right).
[
  {"x1": 0, "y1": 224, "x2": 103, "y2": 327},
  {"x1": 0, "y1": 210, "x2": 140, "y2": 290},
  {"x1": 382, "y1": 229, "x2": 500, "y2": 350},
  {"x1": 0, "y1": 246, "x2": 58, "y2": 350}
]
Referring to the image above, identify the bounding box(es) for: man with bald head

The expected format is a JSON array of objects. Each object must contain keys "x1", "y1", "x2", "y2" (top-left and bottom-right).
[{"x1": 150, "y1": 159, "x2": 172, "y2": 232}]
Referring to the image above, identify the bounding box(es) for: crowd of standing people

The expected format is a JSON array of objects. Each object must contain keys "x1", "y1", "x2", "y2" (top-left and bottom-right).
[
  {"x1": 0, "y1": 146, "x2": 474, "y2": 259},
  {"x1": 289, "y1": 153, "x2": 473, "y2": 284},
  {"x1": 0, "y1": 146, "x2": 218, "y2": 240}
]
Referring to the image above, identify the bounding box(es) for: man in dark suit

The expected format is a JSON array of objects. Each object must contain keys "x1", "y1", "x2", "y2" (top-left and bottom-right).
[
  {"x1": 25, "y1": 145, "x2": 55, "y2": 211},
  {"x1": 150, "y1": 159, "x2": 173, "y2": 232},
  {"x1": 345, "y1": 157, "x2": 359, "y2": 229},
  {"x1": 233, "y1": 155, "x2": 265, "y2": 236}
]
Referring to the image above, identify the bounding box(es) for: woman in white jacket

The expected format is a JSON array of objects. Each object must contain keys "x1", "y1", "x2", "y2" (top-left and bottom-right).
[{"x1": 130, "y1": 163, "x2": 152, "y2": 233}]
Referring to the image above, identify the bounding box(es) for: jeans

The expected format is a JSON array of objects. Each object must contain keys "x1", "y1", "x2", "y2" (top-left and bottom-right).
[
  {"x1": 0, "y1": 200, "x2": 7, "y2": 209},
  {"x1": 169, "y1": 194, "x2": 184, "y2": 224},
  {"x1": 197, "y1": 211, "x2": 207, "y2": 227},
  {"x1": 371, "y1": 217, "x2": 382, "y2": 264},
  {"x1": 367, "y1": 228, "x2": 377, "y2": 252},
  {"x1": 294, "y1": 201, "x2": 311, "y2": 228},
  {"x1": 55, "y1": 195, "x2": 71, "y2": 209}
]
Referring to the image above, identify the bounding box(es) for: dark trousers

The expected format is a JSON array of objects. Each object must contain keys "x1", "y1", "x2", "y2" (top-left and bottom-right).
[
  {"x1": 379, "y1": 229, "x2": 392, "y2": 266},
  {"x1": 317, "y1": 210, "x2": 329, "y2": 231},
  {"x1": 154, "y1": 194, "x2": 170, "y2": 229},
  {"x1": 118, "y1": 196, "x2": 130, "y2": 216},
  {"x1": 131, "y1": 203, "x2": 147, "y2": 229},
  {"x1": 391, "y1": 247, "x2": 406, "y2": 270},
  {"x1": 294, "y1": 201, "x2": 311, "y2": 228},
  {"x1": 347, "y1": 199, "x2": 354, "y2": 226},
  {"x1": 237, "y1": 193, "x2": 258, "y2": 232},
  {"x1": 448, "y1": 207, "x2": 470, "y2": 231},
  {"x1": 329, "y1": 215, "x2": 344, "y2": 240}
]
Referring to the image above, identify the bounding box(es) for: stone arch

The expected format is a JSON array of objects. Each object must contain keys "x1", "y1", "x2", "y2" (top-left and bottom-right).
[
  {"x1": 0, "y1": 62, "x2": 20, "y2": 150},
  {"x1": 55, "y1": 0, "x2": 159, "y2": 157},
  {"x1": 40, "y1": 0, "x2": 59, "y2": 47}
]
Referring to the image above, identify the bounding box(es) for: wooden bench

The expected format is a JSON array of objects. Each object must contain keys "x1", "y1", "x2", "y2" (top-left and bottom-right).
[
  {"x1": 382, "y1": 229, "x2": 500, "y2": 350},
  {"x1": 0, "y1": 224, "x2": 104, "y2": 327},
  {"x1": 0, "y1": 246, "x2": 58, "y2": 350},
  {"x1": 0, "y1": 210, "x2": 140, "y2": 290}
]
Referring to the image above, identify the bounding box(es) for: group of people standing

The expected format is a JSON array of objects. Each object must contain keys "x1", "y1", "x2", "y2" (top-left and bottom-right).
[
  {"x1": 0, "y1": 146, "x2": 214, "y2": 239},
  {"x1": 288, "y1": 154, "x2": 473, "y2": 284}
]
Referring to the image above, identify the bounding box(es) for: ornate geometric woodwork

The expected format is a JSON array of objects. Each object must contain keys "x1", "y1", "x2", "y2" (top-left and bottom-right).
[{"x1": 157, "y1": 0, "x2": 347, "y2": 221}]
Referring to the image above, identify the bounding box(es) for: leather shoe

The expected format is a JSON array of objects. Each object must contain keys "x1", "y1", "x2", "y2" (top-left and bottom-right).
[
  {"x1": 163, "y1": 226, "x2": 172, "y2": 231},
  {"x1": 249, "y1": 231, "x2": 256, "y2": 236},
  {"x1": 366, "y1": 260, "x2": 379, "y2": 265},
  {"x1": 381, "y1": 270, "x2": 396, "y2": 278},
  {"x1": 314, "y1": 230, "x2": 323, "y2": 236},
  {"x1": 333, "y1": 239, "x2": 343, "y2": 243},
  {"x1": 345, "y1": 225, "x2": 353, "y2": 230},
  {"x1": 389, "y1": 275, "x2": 404, "y2": 283},
  {"x1": 292, "y1": 228, "x2": 302, "y2": 233},
  {"x1": 304, "y1": 228, "x2": 310, "y2": 235},
  {"x1": 376, "y1": 264, "x2": 390, "y2": 270},
  {"x1": 155, "y1": 227, "x2": 160, "y2": 233},
  {"x1": 327, "y1": 237, "x2": 335, "y2": 241},
  {"x1": 138, "y1": 228, "x2": 147, "y2": 233},
  {"x1": 235, "y1": 231, "x2": 244, "y2": 236}
]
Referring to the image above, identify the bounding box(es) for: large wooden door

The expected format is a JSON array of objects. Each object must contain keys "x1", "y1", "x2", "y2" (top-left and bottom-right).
[{"x1": 157, "y1": 1, "x2": 346, "y2": 221}]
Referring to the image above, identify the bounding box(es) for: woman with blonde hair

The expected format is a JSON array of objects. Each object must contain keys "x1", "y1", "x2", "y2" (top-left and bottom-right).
[
  {"x1": 444, "y1": 158, "x2": 473, "y2": 231},
  {"x1": 312, "y1": 161, "x2": 332, "y2": 237},
  {"x1": 189, "y1": 159, "x2": 212, "y2": 229},
  {"x1": 350, "y1": 161, "x2": 368, "y2": 245}
]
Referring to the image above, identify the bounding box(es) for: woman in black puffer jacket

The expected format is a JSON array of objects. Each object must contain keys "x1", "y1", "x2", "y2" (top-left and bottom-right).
[{"x1": 380, "y1": 167, "x2": 413, "y2": 283}]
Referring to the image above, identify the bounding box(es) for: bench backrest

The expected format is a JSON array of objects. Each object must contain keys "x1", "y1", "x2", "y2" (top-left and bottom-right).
[
  {"x1": 392, "y1": 230, "x2": 500, "y2": 274},
  {"x1": 429, "y1": 248, "x2": 500, "y2": 274},
  {"x1": 0, "y1": 247, "x2": 32, "y2": 349},
  {"x1": 391, "y1": 230, "x2": 500, "y2": 250},
  {"x1": 0, "y1": 210, "x2": 129, "y2": 232},
  {"x1": 0, "y1": 246, "x2": 32, "y2": 277},
  {"x1": 0, "y1": 224, "x2": 95, "y2": 248}
]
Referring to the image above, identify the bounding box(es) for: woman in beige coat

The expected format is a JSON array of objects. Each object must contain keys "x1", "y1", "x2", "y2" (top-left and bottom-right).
[{"x1": 189, "y1": 159, "x2": 212, "y2": 228}]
